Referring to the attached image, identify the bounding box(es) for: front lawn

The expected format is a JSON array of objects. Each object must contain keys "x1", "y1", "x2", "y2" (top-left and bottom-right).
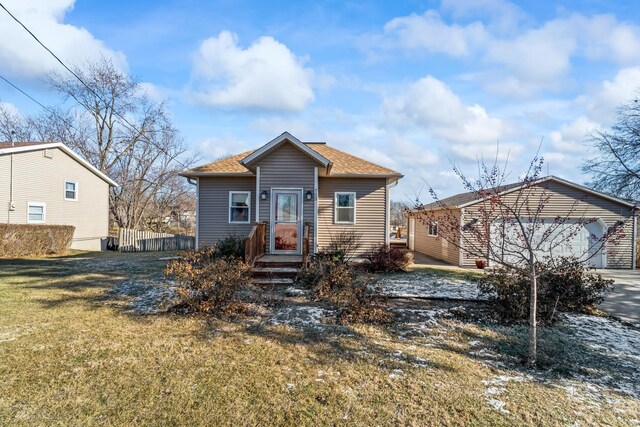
[{"x1": 0, "y1": 252, "x2": 638, "y2": 426}]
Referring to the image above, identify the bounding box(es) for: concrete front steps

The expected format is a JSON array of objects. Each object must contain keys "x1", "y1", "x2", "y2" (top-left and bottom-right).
[{"x1": 251, "y1": 255, "x2": 303, "y2": 286}]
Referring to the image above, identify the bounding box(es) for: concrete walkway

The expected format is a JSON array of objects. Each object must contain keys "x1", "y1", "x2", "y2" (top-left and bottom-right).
[{"x1": 596, "y1": 269, "x2": 640, "y2": 327}]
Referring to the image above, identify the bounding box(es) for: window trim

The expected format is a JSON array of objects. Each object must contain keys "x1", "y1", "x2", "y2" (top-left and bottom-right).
[
  {"x1": 27, "y1": 202, "x2": 46, "y2": 224},
  {"x1": 334, "y1": 192, "x2": 357, "y2": 224},
  {"x1": 64, "y1": 180, "x2": 78, "y2": 201},
  {"x1": 228, "y1": 191, "x2": 251, "y2": 224},
  {"x1": 428, "y1": 221, "x2": 438, "y2": 237}
]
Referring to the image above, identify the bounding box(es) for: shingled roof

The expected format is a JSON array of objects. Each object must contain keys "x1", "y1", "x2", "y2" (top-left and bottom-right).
[
  {"x1": 182, "y1": 139, "x2": 402, "y2": 178},
  {"x1": 416, "y1": 176, "x2": 635, "y2": 211}
]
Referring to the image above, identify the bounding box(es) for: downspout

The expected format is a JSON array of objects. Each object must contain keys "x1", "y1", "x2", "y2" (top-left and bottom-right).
[
  {"x1": 8, "y1": 151, "x2": 14, "y2": 224},
  {"x1": 255, "y1": 166, "x2": 261, "y2": 222},
  {"x1": 459, "y1": 207, "x2": 465, "y2": 267},
  {"x1": 313, "y1": 166, "x2": 318, "y2": 253},
  {"x1": 386, "y1": 179, "x2": 399, "y2": 246},
  {"x1": 187, "y1": 177, "x2": 198, "y2": 248}
]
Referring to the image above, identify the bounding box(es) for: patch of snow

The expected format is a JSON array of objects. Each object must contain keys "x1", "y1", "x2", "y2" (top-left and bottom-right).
[
  {"x1": 269, "y1": 305, "x2": 335, "y2": 328},
  {"x1": 487, "y1": 398, "x2": 510, "y2": 414},
  {"x1": 377, "y1": 272, "x2": 488, "y2": 300},
  {"x1": 110, "y1": 278, "x2": 176, "y2": 313},
  {"x1": 284, "y1": 286, "x2": 309, "y2": 297},
  {"x1": 560, "y1": 313, "x2": 640, "y2": 398}
]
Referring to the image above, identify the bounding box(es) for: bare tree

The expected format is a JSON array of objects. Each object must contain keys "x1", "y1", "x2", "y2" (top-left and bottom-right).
[
  {"x1": 390, "y1": 201, "x2": 409, "y2": 228},
  {"x1": 0, "y1": 58, "x2": 197, "y2": 230},
  {"x1": 416, "y1": 153, "x2": 626, "y2": 367},
  {"x1": 583, "y1": 97, "x2": 640, "y2": 201}
]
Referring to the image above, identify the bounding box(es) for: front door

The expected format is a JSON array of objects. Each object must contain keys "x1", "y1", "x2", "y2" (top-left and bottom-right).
[{"x1": 271, "y1": 189, "x2": 303, "y2": 254}]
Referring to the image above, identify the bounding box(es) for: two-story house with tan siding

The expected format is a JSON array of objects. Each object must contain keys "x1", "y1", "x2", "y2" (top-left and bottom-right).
[
  {"x1": 180, "y1": 132, "x2": 403, "y2": 258},
  {"x1": 0, "y1": 142, "x2": 118, "y2": 251}
]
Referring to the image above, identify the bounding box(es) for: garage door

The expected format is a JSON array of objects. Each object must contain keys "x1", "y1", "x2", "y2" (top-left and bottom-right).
[{"x1": 490, "y1": 219, "x2": 606, "y2": 268}]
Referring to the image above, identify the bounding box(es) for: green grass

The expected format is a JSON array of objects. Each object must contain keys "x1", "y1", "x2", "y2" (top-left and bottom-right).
[{"x1": 0, "y1": 252, "x2": 638, "y2": 426}]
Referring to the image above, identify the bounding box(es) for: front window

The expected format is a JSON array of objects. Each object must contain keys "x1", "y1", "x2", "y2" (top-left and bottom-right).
[
  {"x1": 65, "y1": 181, "x2": 78, "y2": 201},
  {"x1": 428, "y1": 222, "x2": 438, "y2": 236},
  {"x1": 335, "y1": 192, "x2": 356, "y2": 224},
  {"x1": 229, "y1": 191, "x2": 250, "y2": 223},
  {"x1": 27, "y1": 202, "x2": 46, "y2": 223}
]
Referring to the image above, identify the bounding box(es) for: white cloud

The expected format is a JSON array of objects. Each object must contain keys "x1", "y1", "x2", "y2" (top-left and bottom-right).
[
  {"x1": 190, "y1": 31, "x2": 315, "y2": 112},
  {"x1": 384, "y1": 75, "x2": 505, "y2": 145},
  {"x1": 0, "y1": 0, "x2": 127, "y2": 78},
  {"x1": 440, "y1": 0, "x2": 527, "y2": 33},
  {"x1": 384, "y1": 10, "x2": 488, "y2": 57},
  {"x1": 548, "y1": 116, "x2": 599, "y2": 153},
  {"x1": 197, "y1": 136, "x2": 251, "y2": 161},
  {"x1": 382, "y1": 7, "x2": 640, "y2": 96},
  {"x1": 577, "y1": 67, "x2": 640, "y2": 123}
]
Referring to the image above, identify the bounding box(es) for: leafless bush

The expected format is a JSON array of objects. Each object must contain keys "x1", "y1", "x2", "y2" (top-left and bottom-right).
[
  {"x1": 363, "y1": 244, "x2": 413, "y2": 273},
  {"x1": 325, "y1": 229, "x2": 363, "y2": 260},
  {"x1": 165, "y1": 247, "x2": 251, "y2": 314}
]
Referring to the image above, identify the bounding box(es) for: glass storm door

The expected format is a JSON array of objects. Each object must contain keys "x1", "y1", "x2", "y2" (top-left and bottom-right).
[{"x1": 272, "y1": 190, "x2": 302, "y2": 254}]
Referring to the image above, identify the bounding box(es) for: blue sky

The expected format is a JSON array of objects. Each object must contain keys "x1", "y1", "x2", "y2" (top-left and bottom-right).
[{"x1": 1, "y1": 0, "x2": 640, "y2": 203}]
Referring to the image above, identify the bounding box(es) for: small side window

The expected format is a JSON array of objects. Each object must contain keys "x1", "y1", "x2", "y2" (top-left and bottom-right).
[
  {"x1": 27, "y1": 202, "x2": 46, "y2": 223},
  {"x1": 64, "y1": 181, "x2": 78, "y2": 201},
  {"x1": 335, "y1": 192, "x2": 356, "y2": 224},
  {"x1": 428, "y1": 222, "x2": 438, "y2": 236},
  {"x1": 229, "y1": 191, "x2": 250, "y2": 224}
]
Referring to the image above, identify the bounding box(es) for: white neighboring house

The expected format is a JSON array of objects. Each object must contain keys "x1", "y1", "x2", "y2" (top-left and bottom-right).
[{"x1": 0, "y1": 142, "x2": 118, "y2": 251}]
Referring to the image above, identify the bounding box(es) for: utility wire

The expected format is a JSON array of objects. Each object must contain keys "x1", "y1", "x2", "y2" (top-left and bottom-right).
[
  {"x1": 0, "y1": 73, "x2": 83, "y2": 137},
  {"x1": 0, "y1": 1, "x2": 145, "y2": 137}
]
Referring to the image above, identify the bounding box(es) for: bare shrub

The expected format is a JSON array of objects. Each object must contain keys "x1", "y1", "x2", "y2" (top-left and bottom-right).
[
  {"x1": 296, "y1": 252, "x2": 393, "y2": 324},
  {"x1": 479, "y1": 257, "x2": 614, "y2": 324},
  {"x1": 165, "y1": 247, "x2": 251, "y2": 314},
  {"x1": 0, "y1": 224, "x2": 75, "y2": 258},
  {"x1": 363, "y1": 244, "x2": 413, "y2": 273},
  {"x1": 325, "y1": 229, "x2": 363, "y2": 260}
]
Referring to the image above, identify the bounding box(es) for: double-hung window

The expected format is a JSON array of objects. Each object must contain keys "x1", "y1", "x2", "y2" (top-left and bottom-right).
[
  {"x1": 229, "y1": 191, "x2": 250, "y2": 224},
  {"x1": 334, "y1": 192, "x2": 356, "y2": 224},
  {"x1": 27, "y1": 202, "x2": 46, "y2": 223},
  {"x1": 65, "y1": 181, "x2": 78, "y2": 201},
  {"x1": 428, "y1": 222, "x2": 438, "y2": 236}
]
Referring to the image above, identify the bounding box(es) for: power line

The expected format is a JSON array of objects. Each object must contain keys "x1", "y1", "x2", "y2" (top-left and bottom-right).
[
  {"x1": 0, "y1": 74, "x2": 50, "y2": 112},
  {"x1": 0, "y1": 73, "x2": 83, "y2": 136},
  {"x1": 0, "y1": 1, "x2": 144, "y2": 137}
]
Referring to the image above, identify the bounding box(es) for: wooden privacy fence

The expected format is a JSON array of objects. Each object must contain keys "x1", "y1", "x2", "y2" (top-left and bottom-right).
[{"x1": 118, "y1": 228, "x2": 195, "y2": 253}]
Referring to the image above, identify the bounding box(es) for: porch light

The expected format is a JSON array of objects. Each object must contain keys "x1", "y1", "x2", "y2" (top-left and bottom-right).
[
  {"x1": 305, "y1": 190, "x2": 313, "y2": 201},
  {"x1": 260, "y1": 191, "x2": 268, "y2": 201}
]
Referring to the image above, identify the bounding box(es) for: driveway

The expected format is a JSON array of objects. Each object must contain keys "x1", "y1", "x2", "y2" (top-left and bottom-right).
[{"x1": 597, "y1": 269, "x2": 640, "y2": 327}]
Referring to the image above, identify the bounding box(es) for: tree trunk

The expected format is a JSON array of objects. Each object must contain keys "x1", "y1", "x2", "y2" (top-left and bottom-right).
[{"x1": 528, "y1": 269, "x2": 537, "y2": 368}]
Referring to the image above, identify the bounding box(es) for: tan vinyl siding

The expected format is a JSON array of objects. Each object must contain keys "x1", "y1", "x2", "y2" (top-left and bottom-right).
[
  {"x1": 198, "y1": 176, "x2": 255, "y2": 246},
  {"x1": 255, "y1": 142, "x2": 316, "y2": 254},
  {"x1": 412, "y1": 209, "x2": 461, "y2": 265},
  {"x1": 317, "y1": 177, "x2": 387, "y2": 255},
  {"x1": 460, "y1": 180, "x2": 635, "y2": 268},
  {"x1": 0, "y1": 147, "x2": 109, "y2": 250}
]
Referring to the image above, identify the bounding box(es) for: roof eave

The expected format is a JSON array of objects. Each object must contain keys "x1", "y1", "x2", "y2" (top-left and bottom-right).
[
  {"x1": 180, "y1": 171, "x2": 255, "y2": 178},
  {"x1": 240, "y1": 131, "x2": 331, "y2": 168},
  {"x1": 0, "y1": 142, "x2": 119, "y2": 187}
]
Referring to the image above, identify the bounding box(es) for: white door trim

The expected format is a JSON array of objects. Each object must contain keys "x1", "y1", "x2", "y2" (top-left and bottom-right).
[{"x1": 270, "y1": 188, "x2": 304, "y2": 255}]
